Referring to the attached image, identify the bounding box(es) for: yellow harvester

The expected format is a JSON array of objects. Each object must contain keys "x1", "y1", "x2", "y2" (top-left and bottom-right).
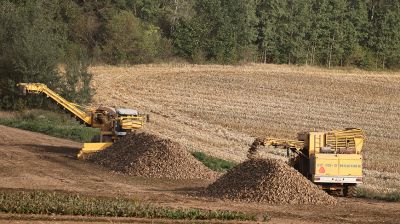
[
  {"x1": 250, "y1": 128, "x2": 364, "y2": 197},
  {"x1": 17, "y1": 83, "x2": 146, "y2": 158}
]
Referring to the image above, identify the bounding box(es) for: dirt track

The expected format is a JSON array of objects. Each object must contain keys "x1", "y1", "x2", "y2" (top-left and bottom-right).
[{"x1": 0, "y1": 125, "x2": 399, "y2": 223}]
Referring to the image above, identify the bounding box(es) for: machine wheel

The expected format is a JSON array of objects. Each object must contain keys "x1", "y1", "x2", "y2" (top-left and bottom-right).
[
  {"x1": 91, "y1": 135, "x2": 101, "y2": 142},
  {"x1": 343, "y1": 184, "x2": 357, "y2": 198},
  {"x1": 91, "y1": 135, "x2": 113, "y2": 143},
  {"x1": 329, "y1": 190, "x2": 342, "y2": 197}
]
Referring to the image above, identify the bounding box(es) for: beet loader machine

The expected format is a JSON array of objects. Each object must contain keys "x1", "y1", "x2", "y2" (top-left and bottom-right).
[
  {"x1": 249, "y1": 128, "x2": 364, "y2": 197},
  {"x1": 17, "y1": 83, "x2": 146, "y2": 158}
]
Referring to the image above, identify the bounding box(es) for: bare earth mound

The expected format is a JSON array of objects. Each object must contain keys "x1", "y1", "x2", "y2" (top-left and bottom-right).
[
  {"x1": 87, "y1": 132, "x2": 217, "y2": 180},
  {"x1": 205, "y1": 158, "x2": 336, "y2": 204}
]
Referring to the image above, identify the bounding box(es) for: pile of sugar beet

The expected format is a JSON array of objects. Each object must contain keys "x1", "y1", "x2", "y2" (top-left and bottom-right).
[{"x1": 87, "y1": 132, "x2": 336, "y2": 205}]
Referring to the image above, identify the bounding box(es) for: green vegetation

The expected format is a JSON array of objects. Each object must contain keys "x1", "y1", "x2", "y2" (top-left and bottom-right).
[
  {"x1": 0, "y1": 1, "x2": 92, "y2": 110},
  {"x1": 0, "y1": 110, "x2": 98, "y2": 142},
  {"x1": 191, "y1": 151, "x2": 237, "y2": 172},
  {"x1": 0, "y1": 189, "x2": 257, "y2": 221},
  {"x1": 1, "y1": 0, "x2": 400, "y2": 109},
  {"x1": 357, "y1": 188, "x2": 400, "y2": 202}
]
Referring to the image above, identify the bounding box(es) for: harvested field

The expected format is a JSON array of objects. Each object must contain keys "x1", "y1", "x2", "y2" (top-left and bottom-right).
[
  {"x1": 205, "y1": 158, "x2": 336, "y2": 204},
  {"x1": 2, "y1": 122, "x2": 400, "y2": 223},
  {"x1": 87, "y1": 132, "x2": 217, "y2": 180},
  {"x1": 89, "y1": 64, "x2": 400, "y2": 195}
]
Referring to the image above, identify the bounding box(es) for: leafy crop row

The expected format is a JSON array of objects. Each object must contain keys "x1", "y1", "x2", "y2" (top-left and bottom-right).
[{"x1": 0, "y1": 190, "x2": 256, "y2": 221}]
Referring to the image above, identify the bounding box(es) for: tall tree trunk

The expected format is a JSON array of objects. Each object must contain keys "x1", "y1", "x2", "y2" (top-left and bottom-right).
[
  {"x1": 173, "y1": 0, "x2": 179, "y2": 24},
  {"x1": 328, "y1": 36, "x2": 335, "y2": 68},
  {"x1": 264, "y1": 49, "x2": 267, "y2": 64},
  {"x1": 170, "y1": 0, "x2": 179, "y2": 34},
  {"x1": 306, "y1": 49, "x2": 309, "y2": 66},
  {"x1": 383, "y1": 55, "x2": 386, "y2": 69},
  {"x1": 311, "y1": 44, "x2": 316, "y2": 65},
  {"x1": 328, "y1": 44, "x2": 332, "y2": 68}
]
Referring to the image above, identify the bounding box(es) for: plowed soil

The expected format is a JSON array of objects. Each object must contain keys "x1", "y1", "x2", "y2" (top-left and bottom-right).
[{"x1": 0, "y1": 125, "x2": 399, "y2": 224}]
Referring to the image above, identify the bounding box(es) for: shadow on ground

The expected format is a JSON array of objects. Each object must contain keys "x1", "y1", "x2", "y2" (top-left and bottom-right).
[{"x1": 20, "y1": 144, "x2": 80, "y2": 156}]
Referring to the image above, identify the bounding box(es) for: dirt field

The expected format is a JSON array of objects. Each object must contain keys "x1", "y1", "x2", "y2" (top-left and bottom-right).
[
  {"x1": 89, "y1": 64, "x2": 400, "y2": 195},
  {"x1": 0, "y1": 125, "x2": 399, "y2": 223}
]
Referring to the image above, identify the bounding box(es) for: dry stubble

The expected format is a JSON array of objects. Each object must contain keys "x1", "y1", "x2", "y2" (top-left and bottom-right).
[{"x1": 89, "y1": 64, "x2": 400, "y2": 194}]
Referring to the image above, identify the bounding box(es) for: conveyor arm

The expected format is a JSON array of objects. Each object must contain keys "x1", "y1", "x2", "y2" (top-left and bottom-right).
[
  {"x1": 249, "y1": 137, "x2": 307, "y2": 158},
  {"x1": 17, "y1": 83, "x2": 92, "y2": 125}
]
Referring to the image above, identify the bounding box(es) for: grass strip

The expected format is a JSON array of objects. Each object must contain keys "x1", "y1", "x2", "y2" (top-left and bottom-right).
[
  {"x1": 0, "y1": 110, "x2": 98, "y2": 142},
  {"x1": 191, "y1": 151, "x2": 237, "y2": 172},
  {"x1": 357, "y1": 188, "x2": 400, "y2": 202},
  {"x1": 0, "y1": 190, "x2": 257, "y2": 221}
]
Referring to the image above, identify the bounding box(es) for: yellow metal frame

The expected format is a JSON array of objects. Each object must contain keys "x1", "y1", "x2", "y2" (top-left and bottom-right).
[
  {"x1": 78, "y1": 143, "x2": 113, "y2": 159},
  {"x1": 17, "y1": 83, "x2": 92, "y2": 125},
  {"x1": 325, "y1": 128, "x2": 364, "y2": 154},
  {"x1": 263, "y1": 138, "x2": 304, "y2": 150},
  {"x1": 256, "y1": 128, "x2": 365, "y2": 188},
  {"x1": 17, "y1": 82, "x2": 147, "y2": 159}
]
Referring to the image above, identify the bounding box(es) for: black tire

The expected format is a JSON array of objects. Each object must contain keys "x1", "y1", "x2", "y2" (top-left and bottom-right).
[
  {"x1": 91, "y1": 135, "x2": 113, "y2": 143},
  {"x1": 102, "y1": 135, "x2": 113, "y2": 142},
  {"x1": 329, "y1": 190, "x2": 342, "y2": 197},
  {"x1": 343, "y1": 184, "x2": 357, "y2": 198},
  {"x1": 91, "y1": 135, "x2": 101, "y2": 143}
]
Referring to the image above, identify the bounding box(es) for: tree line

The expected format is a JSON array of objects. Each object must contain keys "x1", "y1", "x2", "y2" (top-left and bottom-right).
[{"x1": 1, "y1": 0, "x2": 400, "y2": 109}]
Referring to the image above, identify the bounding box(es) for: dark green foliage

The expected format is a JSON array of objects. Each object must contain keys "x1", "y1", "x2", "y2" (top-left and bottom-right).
[
  {"x1": 256, "y1": 0, "x2": 400, "y2": 69},
  {"x1": 367, "y1": 0, "x2": 400, "y2": 69},
  {"x1": 0, "y1": 0, "x2": 400, "y2": 96},
  {"x1": 0, "y1": 189, "x2": 257, "y2": 221},
  {"x1": 0, "y1": 1, "x2": 62, "y2": 109},
  {"x1": 0, "y1": 110, "x2": 98, "y2": 142},
  {"x1": 257, "y1": 0, "x2": 312, "y2": 64},
  {"x1": 102, "y1": 11, "x2": 163, "y2": 64},
  {"x1": 191, "y1": 151, "x2": 237, "y2": 172},
  {"x1": 0, "y1": 0, "x2": 92, "y2": 110},
  {"x1": 173, "y1": 0, "x2": 258, "y2": 63}
]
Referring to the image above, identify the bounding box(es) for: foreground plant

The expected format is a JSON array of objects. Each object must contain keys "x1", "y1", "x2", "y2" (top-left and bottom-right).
[{"x1": 0, "y1": 190, "x2": 257, "y2": 221}]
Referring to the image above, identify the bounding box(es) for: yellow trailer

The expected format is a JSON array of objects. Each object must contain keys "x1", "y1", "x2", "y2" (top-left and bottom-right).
[{"x1": 250, "y1": 128, "x2": 364, "y2": 197}]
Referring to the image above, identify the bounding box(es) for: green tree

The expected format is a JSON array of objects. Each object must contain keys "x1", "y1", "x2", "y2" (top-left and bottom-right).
[
  {"x1": 102, "y1": 11, "x2": 142, "y2": 64},
  {"x1": 343, "y1": 0, "x2": 370, "y2": 68},
  {"x1": 256, "y1": 0, "x2": 377, "y2": 68},
  {"x1": 0, "y1": 0, "x2": 92, "y2": 109},
  {"x1": 257, "y1": 0, "x2": 313, "y2": 65},
  {"x1": 367, "y1": 0, "x2": 400, "y2": 69},
  {"x1": 173, "y1": 0, "x2": 258, "y2": 63},
  {"x1": 102, "y1": 10, "x2": 162, "y2": 64}
]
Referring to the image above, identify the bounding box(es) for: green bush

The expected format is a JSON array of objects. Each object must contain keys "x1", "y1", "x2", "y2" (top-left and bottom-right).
[
  {"x1": 0, "y1": 110, "x2": 98, "y2": 142},
  {"x1": 0, "y1": 1, "x2": 92, "y2": 110},
  {"x1": 191, "y1": 151, "x2": 237, "y2": 172},
  {"x1": 102, "y1": 10, "x2": 162, "y2": 64}
]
